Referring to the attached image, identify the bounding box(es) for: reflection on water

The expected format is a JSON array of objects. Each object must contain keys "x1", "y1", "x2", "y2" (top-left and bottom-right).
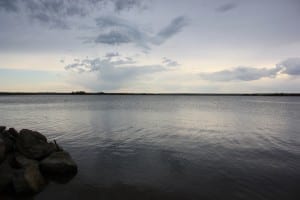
[{"x1": 0, "y1": 95, "x2": 299, "y2": 199}]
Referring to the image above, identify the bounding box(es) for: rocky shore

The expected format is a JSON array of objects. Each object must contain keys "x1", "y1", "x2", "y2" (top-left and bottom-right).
[{"x1": 0, "y1": 126, "x2": 77, "y2": 196}]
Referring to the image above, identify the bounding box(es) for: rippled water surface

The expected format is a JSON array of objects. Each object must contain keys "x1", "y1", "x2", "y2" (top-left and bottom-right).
[{"x1": 0, "y1": 95, "x2": 299, "y2": 199}]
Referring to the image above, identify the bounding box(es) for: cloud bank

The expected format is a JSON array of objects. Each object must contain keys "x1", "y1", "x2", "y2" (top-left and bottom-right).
[
  {"x1": 200, "y1": 58, "x2": 300, "y2": 81},
  {"x1": 0, "y1": 0, "x2": 146, "y2": 28},
  {"x1": 64, "y1": 55, "x2": 167, "y2": 90},
  {"x1": 93, "y1": 15, "x2": 188, "y2": 50}
]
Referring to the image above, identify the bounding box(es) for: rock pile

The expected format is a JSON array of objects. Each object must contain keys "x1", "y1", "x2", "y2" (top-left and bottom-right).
[{"x1": 0, "y1": 126, "x2": 77, "y2": 195}]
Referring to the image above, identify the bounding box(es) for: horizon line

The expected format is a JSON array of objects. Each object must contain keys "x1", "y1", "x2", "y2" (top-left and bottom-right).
[{"x1": 0, "y1": 92, "x2": 300, "y2": 96}]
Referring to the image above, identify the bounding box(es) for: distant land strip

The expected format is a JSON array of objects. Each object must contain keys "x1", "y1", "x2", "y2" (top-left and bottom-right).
[{"x1": 0, "y1": 92, "x2": 300, "y2": 96}]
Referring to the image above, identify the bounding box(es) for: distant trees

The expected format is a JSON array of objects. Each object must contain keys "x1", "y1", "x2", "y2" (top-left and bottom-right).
[{"x1": 71, "y1": 91, "x2": 86, "y2": 94}]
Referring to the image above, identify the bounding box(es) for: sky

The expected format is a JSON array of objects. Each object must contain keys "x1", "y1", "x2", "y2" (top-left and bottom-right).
[{"x1": 0, "y1": 0, "x2": 300, "y2": 93}]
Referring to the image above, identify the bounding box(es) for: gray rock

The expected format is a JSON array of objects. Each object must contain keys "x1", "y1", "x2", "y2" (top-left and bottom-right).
[
  {"x1": 0, "y1": 138, "x2": 6, "y2": 163},
  {"x1": 16, "y1": 129, "x2": 56, "y2": 160},
  {"x1": 13, "y1": 164, "x2": 47, "y2": 194},
  {"x1": 40, "y1": 151, "x2": 77, "y2": 183}
]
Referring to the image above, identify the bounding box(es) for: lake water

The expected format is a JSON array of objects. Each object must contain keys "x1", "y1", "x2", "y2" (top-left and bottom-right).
[{"x1": 0, "y1": 95, "x2": 299, "y2": 199}]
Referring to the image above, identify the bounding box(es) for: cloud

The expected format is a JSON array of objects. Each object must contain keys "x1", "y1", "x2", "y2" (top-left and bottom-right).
[
  {"x1": 93, "y1": 15, "x2": 188, "y2": 50},
  {"x1": 0, "y1": 0, "x2": 146, "y2": 28},
  {"x1": 95, "y1": 30, "x2": 131, "y2": 44},
  {"x1": 276, "y1": 58, "x2": 300, "y2": 76},
  {"x1": 65, "y1": 56, "x2": 165, "y2": 90},
  {"x1": 113, "y1": 0, "x2": 144, "y2": 12},
  {"x1": 105, "y1": 52, "x2": 120, "y2": 58},
  {"x1": 200, "y1": 67, "x2": 278, "y2": 81},
  {"x1": 0, "y1": 0, "x2": 18, "y2": 12},
  {"x1": 162, "y1": 57, "x2": 180, "y2": 67},
  {"x1": 153, "y1": 16, "x2": 189, "y2": 45},
  {"x1": 216, "y1": 2, "x2": 238, "y2": 13},
  {"x1": 200, "y1": 58, "x2": 300, "y2": 82},
  {"x1": 110, "y1": 57, "x2": 137, "y2": 65},
  {"x1": 95, "y1": 15, "x2": 151, "y2": 48}
]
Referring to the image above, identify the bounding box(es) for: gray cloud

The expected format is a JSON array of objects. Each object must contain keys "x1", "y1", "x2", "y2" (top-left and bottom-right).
[
  {"x1": 114, "y1": 0, "x2": 143, "y2": 12},
  {"x1": 65, "y1": 56, "x2": 165, "y2": 90},
  {"x1": 94, "y1": 15, "x2": 188, "y2": 49},
  {"x1": 154, "y1": 16, "x2": 189, "y2": 45},
  {"x1": 95, "y1": 30, "x2": 131, "y2": 44},
  {"x1": 0, "y1": 0, "x2": 18, "y2": 12},
  {"x1": 200, "y1": 58, "x2": 300, "y2": 81},
  {"x1": 105, "y1": 52, "x2": 120, "y2": 58},
  {"x1": 200, "y1": 67, "x2": 278, "y2": 81},
  {"x1": 162, "y1": 57, "x2": 180, "y2": 67},
  {"x1": 216, "y1": 2, "x2": 238, "y2": 13},
  {"x1": 110, "y1": 57, "x2": 137, "y2": 65},
  {"x1": 95, "y1": 15, "x2": 150, "y2": 48},
  {"x1": 277, "y1": 58, "x2": 300, "y2": 76},
  {"x1": 0, "y1": 0, "x2": 145, "y2": 28}
]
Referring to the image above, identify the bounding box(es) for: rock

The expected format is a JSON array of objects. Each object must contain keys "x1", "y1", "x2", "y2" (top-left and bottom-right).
[
  {"x1": 40, "y1": 151, "x2": 77, "y2": 183},
  {"x1": 0, "y1": 138, "x2": 6, "y2": 163},
  {"x1": 0, "y1": 158, "x2": 14, "y2": 192},
  {"x1": 0, "y1": 126, "x2": 6, "y2": 133},
  {"x1": 8, "y1": 128, "x2": 19, "y2": 139},
  {"x1": 1, "y1": 126, "x2": 78, "y2": 195},
  {"x1": 0, "y1": 131, "x2": 14, "y2": 153},
  {"x1": 20, "y1": 129, "x2": 47, "y2": 142},
  {"x1": 13, "y1": 164, "x2": 47, "y2": 194},
  {"x1": 16, "y1": 129, "x2": 56, "y2": 160},
  {"x1": 14, "y1": 153, "x2": 38, "y2": 169}
]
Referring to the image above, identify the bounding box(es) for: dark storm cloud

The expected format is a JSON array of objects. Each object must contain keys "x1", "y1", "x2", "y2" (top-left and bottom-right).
[
  {"x1": 162, "y1": 57, "x2": 179, "y2": 67},
  {"x1": 200, "y1": 58, "x2": 300, "y2": 81},
  {"x1": 0, "y1": 0, "x2": 145, "y2": 28},
  {"x1": 65, "y1": 56, "x2": 165, "y2": 89},
  {"x1": 216, "y1": 2, "x2": 238, "y2": 13},
  {"x1": 94, "y1": 15, "x2": 188, "y2": 49}
]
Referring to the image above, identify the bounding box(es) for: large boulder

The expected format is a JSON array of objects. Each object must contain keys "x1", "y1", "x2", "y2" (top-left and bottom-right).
[
  {"x1": 13, "y1": 153, "x2": 38, "y2": 169},
  {"x1": 0, "y1": 157, "x2": 14, "y2": 192},
  {"x1": 40, "y1": 151, "x2": 77, "y2": 183},
  {"x1": 16, "y1": 129, "x2": 56, "y2": 160},
  {"x1": 0, "y1": 126, "x2": 6, "y2": 133},
  {"x1": 7, "y1": 128, "x2": 19, "y2": 140},
  {"x1": 0, "y1": 138, "x2": 6, "y2": 163},
  {"x1": 19, "y1": 129, "x2": 47, "y2": 142},
  {"x1": 0, "y1": 131, "x2": 14, "y2": 153},
  {"x1": 13, "y1": 164, "x2": 47, "y2": 194}
]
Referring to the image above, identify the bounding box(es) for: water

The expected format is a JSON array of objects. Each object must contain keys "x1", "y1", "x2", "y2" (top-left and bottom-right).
[{"x1": 0, "y1": 95, "x2": 299, "y2": 199}]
